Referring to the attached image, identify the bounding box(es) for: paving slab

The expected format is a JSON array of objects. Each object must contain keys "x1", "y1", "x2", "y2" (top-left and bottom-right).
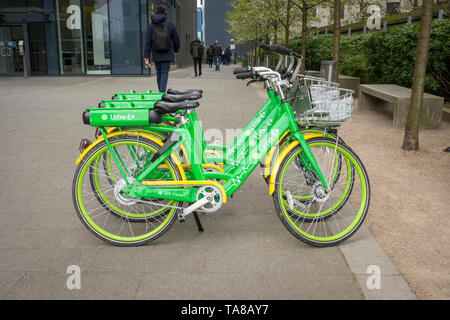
[{"x1": 0, "y1": 65, "x2": 416, "y2": 300}]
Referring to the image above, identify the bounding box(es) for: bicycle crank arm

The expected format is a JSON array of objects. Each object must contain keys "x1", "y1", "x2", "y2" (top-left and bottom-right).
[{"x1": 179, "y1": 196, "x2": 210, "y2": 221}]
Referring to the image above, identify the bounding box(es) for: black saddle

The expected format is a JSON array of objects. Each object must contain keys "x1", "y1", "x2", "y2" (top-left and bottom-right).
[
  {"x1": 154, "y1": 100, "x2": 200, "y2": 114},
  {"x1": 162, "y1": 92, "x2": 202, "y2": 103},
  {"x1": 166, "y1": 88, "x2": 203, "y2": 95}
]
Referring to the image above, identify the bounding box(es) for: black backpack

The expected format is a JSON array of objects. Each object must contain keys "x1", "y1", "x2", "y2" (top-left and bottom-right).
[{"x1": 152, "y1": 21, "x2": 171, "y2": 52}]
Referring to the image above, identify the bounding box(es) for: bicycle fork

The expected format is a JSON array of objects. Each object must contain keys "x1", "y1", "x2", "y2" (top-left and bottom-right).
[{"x1": 282, "y1": 102, "x2": 329, "y2": 191}]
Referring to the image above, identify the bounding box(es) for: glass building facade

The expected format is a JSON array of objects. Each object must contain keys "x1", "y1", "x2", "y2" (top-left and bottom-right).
[{"x1": 0, "y1": 0, "x2": 196, "y2": 76}]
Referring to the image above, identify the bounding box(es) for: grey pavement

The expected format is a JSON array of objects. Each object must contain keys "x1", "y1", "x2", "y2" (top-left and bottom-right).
[{"x1": 0, "y1": 65, "x2": 416, "y2": 300}]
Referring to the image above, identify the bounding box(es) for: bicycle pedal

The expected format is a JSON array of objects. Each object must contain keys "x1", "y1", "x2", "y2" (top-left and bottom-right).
[{"x1": 178, "y1": 213, "x2": 186, "y2": 223}]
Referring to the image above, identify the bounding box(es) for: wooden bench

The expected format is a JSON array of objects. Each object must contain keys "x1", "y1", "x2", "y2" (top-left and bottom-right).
[{"x1": 359, "y1": 84, "x2": 444, "y2": 129}]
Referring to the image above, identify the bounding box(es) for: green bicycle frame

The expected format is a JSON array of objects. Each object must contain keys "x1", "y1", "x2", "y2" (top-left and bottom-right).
[{"x1": 101, "y1": 86, "x2": 329, "y2": 202}]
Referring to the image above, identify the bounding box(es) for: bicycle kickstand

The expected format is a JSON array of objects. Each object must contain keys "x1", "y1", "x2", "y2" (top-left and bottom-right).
[{"x1": 192, "y1": 211, "x2": 204, "y2": 232}]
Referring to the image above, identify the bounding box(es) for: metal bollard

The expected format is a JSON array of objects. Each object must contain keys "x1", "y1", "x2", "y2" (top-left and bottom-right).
[{"x1": 320, "y1": 61, "x2": 337, "y2": 82}]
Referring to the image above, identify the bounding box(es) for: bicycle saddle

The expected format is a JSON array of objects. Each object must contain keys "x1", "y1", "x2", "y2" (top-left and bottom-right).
[
  {"x1": 166, "y1": 88, "x2": 203, "y2": 95},
  {"x1": 162, "y1": 92, "x2": 202, "y2": 103},
  {"x1": 154, "y1": 100, "x2": 200, "y2": 114}
]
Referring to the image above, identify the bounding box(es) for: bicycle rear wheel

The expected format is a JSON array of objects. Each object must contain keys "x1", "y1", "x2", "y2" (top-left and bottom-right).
[{"x1": 73, "y1": 135, "x2": 183, "y2": 246}]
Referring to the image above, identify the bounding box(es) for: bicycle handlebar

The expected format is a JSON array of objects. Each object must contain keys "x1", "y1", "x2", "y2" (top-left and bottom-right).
[
  {"x1": 257, "y1": 42, "x2": 272, "y2": 51},
  {"x1": 270, "y1": 44, "x2": 292, "y2": 56},
  {"x1": 257, "y1": 42, "x2": 303, "y2": 60},
  {"x1": 233, "y1": 67, "x2": 250, "y2": 74},
  {"x1": 236, "y1": 72, "x2": 253, "y2": 80}
]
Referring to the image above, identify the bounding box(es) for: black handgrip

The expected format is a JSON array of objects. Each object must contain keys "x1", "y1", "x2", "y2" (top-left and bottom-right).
[
  {"x1": 233, "y1": 67, "x2": 249, "y2": 74},
  {"x1": 82, "y1": 111, "x2": 90, "y2": 125},
  {"x1": 270, "y1": 44, "x2": 292, "y2": 56},
  {"x1": 271, "y1": 44, "x2": 303, "y2": 59},
  {"x1": 236, "y1": 72, "x2": 253, "y2": 79},
  {"x1": 257, "y1": 42, "x2": 272, "y2": 51}
]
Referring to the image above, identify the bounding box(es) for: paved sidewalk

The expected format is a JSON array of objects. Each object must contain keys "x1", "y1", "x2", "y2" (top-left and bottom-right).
[{"x1": 0, "y1": 65, "x2": 416, "y2": 299}]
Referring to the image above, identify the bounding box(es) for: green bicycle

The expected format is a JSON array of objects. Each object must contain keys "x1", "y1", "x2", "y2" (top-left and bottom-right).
[{"x1": 73, "y1": 44, "x2": 370, "y2": 247}]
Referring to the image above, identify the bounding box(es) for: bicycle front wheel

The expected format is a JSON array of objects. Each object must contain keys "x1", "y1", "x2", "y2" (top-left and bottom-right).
[{"x1": 272, "y1": 137, "x2": 370, "y2": 247}]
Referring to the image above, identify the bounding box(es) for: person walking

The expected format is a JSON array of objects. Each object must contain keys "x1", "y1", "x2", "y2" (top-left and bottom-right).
[
  {"x1": 225, "y1": 46, "x2": 232, "y2": 65},
  {"x1": 206, "y1": 45, "x2": 214, "y2": 68},
  {"x1": 221, "y1": 46, "x2": 226, "y2": 66},
  {"x1": 190, "y1": 37, "x2": 204, "y2": 77},
  {"x1": 213, "y1": 40, "x2": 221, "y2": 71},
  {"x1": 144, "y1": 4, "x2": 180, "y2": 93}
]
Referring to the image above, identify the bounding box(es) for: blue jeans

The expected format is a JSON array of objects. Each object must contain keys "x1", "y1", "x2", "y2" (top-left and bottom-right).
[
  {"x1": 214, "y1": 56, "x2": 221, "y2": 71},
  {"x1": 155, "y1": 61, "x2": 171, "y2": 92}
]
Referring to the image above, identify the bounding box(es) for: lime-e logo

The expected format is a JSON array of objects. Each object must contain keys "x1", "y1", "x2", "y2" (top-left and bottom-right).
[{"x1": 109, "y1": 113, "x2": 136, "y2": 121}]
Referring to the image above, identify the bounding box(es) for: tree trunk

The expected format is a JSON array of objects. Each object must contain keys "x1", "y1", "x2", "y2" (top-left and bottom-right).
[
  {"x1": 284, "y1": 28, "x2": 290, "y2": 47},
  {"x1": 402, "y1": 0, "x2": 434, "y2": 151},
  {"x1": 301, "y1": 6, "x2": 308, "y2": 74},
  {"x1": 333, "y1": 0, "x2": 341, "y2": 82},
  {"x1": 273, "y1": 0, "x2": 279, "y2": 44},
  {"x1": 284, "y1": 0, "x2": 291, "y2": 46},
  {"x1": 253, "y1": 40, "x2": 257, "y2": 67}
]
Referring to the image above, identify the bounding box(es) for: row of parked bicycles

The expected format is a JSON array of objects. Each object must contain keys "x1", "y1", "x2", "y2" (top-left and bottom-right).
[{"x1": 72, "y1": 42, "x2": 370, "y2": 247}]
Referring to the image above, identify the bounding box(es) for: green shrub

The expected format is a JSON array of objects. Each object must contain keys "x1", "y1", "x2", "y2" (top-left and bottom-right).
[
  {"x1": 339, "y1": 53, "x2": 369, "y2": 83},
  {"x1": 289, "y1": 19, "x2": 450, "y2": 98},
  {"x1": 289, "y1": 36, "x2": 333, "y2": 70}
]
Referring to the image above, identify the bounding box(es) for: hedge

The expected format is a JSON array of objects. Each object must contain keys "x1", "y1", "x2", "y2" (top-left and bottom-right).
[{"x1": 288, "y1": 19, "x2": 450, "y2": 98}]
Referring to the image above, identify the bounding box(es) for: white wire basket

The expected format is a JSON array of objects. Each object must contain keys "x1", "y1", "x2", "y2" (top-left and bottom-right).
[
  {"x1": 295, "y1": 85, "x2": 354, "y2": 127},
  {"x1": 297, "y1": 75, "x2": 340, "y2": 88}
]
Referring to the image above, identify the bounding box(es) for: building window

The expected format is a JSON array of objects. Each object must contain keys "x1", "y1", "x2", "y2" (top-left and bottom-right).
[
  {"x1": 56, "y1": 0, "x2": 84, "y2": 74},
  {"x1": 1, "y1": 0, "x2": 27, "y2": 8},
  {"x1": 387, "y1": 2, "x2": 401, "y2": 15},
  {"x1": 56, "y1": 0, "x2": 111, "y2": 74},
  {"x1": 27, "y1": 0, "x2": 44, "y2": 7},
  {"x1": 83, "y1": 0, "x2": 111, "y2": 74}
]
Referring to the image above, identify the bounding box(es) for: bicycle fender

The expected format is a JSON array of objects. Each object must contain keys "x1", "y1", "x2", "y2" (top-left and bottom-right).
[
  {"x1": 268, "y1": 133, "x2": 323, "y2": 195},
  {"x1": 75, "y1": 130, "x2": 187, "y2": 181},
  {"x1": 75, "y1": 130, "x2": 164, "y2": 164},
  {"x1": 262, "y1": 130, "x2": 290, "y2": 178},
  {"x1": 263, "y1": 131, "x2": 325, "y2": 178},
  {"x1": 102, "y1": 126, "x2": 190, "y2": 164}
]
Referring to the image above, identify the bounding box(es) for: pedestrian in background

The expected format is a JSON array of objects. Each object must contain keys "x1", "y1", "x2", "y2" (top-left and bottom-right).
[
  {"x1": 206, "y1": 45, "x2": 214, "y2": 68},
  {"x1": 225, "y1": 46, "x2": 232, "y2": 65},
  {"x1": 190, "y1": 37, "x2": 204, "y2": 77},
  {"x1": 144, "y1": 4, "x2": 180, "y2": 92},
  {"x1": 213, "y1": 40, "x2": 221, "y2": 71},
  {"x1": 221, "y1": 46, "x2": 226, "y2": 66}
]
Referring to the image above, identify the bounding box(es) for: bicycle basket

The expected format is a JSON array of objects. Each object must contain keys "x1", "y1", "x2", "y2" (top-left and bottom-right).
[
  {"x1": 296, "y1": 85, "x2": 354, "y2": 127},
  {"x1": 285, "y1": 84, "x2": 312, "y2": 116},
  {"x1": 297, "y1": 75, "x2": 340, "y2": 88}
]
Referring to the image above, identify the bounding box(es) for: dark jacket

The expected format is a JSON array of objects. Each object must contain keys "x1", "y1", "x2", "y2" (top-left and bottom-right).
[
  {"x1": 206, "y1": 46, "x2": 214, "y2": 58},
  {"x1": 212, "y1": 44, "x2": 222, "y2": 57},
  {"x1": 144, "y1": 13, "x2": 180, "y2": 63},
  {"x1": 190, "y1": 39, "x2": 204, "y2": 58}
]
